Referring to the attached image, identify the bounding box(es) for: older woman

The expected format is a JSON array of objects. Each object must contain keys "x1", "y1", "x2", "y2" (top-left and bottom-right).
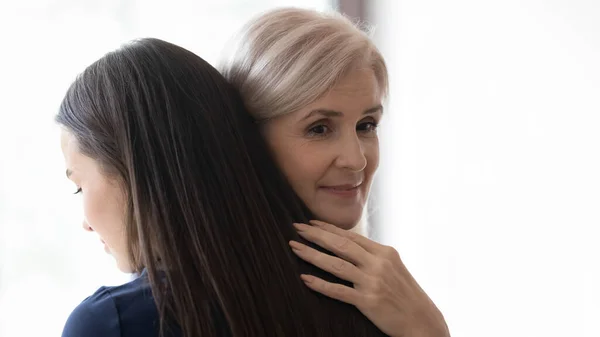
[{"x1": 220, "y1": 8, "x2": 449, "y2": 337}]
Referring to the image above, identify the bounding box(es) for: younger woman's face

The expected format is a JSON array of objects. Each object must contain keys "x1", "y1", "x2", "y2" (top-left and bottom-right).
[
  {"x1": 61, "y1": 130, "x2": 132, "y2": 272},
  {"x1": 261, "y1": 68, "x2": 383, "y2": 229}
]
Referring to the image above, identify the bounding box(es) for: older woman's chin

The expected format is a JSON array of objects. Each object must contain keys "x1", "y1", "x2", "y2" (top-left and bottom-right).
[{"x1": 314, "y1": 210, "x2": 366, "y2": 233}]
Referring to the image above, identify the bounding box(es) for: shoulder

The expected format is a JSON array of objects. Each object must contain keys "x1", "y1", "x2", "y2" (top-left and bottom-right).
[
  {"x1": 62, "y1": 274, "x2": 164, "y2": 337},
  {"x1": 61, "y1": 286, "x2": 120, "y2": 337}
]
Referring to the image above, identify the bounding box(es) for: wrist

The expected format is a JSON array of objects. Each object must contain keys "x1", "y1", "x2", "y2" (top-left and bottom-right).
[
  {"x1": 395, "y1": 326, "x2": 449, "y2": 337},
  {"x1": 398, "y1": 311, "x2": 450, "y2": 337}
]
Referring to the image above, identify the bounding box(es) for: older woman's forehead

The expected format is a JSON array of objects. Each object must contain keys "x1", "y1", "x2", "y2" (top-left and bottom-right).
[{"x1": 331, "y1": 68, "x2": 380, "y2": 91}]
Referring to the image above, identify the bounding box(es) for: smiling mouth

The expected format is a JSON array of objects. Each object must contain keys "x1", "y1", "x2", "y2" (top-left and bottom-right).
[{"x1": 319, "y1": 183, "x2": 362, "y2": 197}]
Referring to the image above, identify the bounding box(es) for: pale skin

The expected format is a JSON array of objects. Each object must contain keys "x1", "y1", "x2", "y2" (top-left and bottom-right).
[
  {"x1": 261, "y1": 68, "x2": 381, "y2": 230},
  {"x1": 61, "y1": 131, "x2": 132, "y2": 273},
  {"x1": 263, "y1": 68, "x2": 450, "y2": 337},
  {"x1": 290, "y1": 221, "x2": 449, "y2": 337}
]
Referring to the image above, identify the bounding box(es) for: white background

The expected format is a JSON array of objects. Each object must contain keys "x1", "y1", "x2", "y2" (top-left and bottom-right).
[
  {"x1": 0, "y1": 1, "x2": 598, "y2": 337},
  {"x1": 372, "y1": 1, "x2": 600, "y2": 336}
]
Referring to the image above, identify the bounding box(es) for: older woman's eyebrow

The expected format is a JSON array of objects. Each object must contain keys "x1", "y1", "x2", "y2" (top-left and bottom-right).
[
  {"x1": 365, "y1": 104, "x2": 383, "y2": 115},
  {"x1": 302, "y1": 109, "x2": 342, "y2": 120},
  {"x1": 66, "y1": 169, "x2": 73, "y2": 178},
  {"x1": 302, "y1": 104, "x2": 384, "y2": 121}
]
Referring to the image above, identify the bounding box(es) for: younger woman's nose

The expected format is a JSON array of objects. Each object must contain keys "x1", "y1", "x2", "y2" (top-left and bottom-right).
[{"x1": 82, "y1": 221, "x2": 94, "y2": 232}]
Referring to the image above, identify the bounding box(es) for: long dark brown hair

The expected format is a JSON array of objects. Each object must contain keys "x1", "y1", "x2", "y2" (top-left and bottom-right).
[{"x1": 56, "y1": 38, "x2": 387, "y2": 337}]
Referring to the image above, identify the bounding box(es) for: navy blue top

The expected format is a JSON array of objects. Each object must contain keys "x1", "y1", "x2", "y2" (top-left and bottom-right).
[{"x1": 61, "y1": 271, "x2": 181, "y2": 337}]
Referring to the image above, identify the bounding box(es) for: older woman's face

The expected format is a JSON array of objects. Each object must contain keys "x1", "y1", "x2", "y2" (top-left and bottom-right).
[{"x1": 262, "y1": 68, "x2": 383, "y2": 229}]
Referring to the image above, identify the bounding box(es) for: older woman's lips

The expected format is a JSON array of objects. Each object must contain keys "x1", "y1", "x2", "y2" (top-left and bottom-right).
[{"x1": 320, "y1": 184, "x2": 361, "y2": 197}]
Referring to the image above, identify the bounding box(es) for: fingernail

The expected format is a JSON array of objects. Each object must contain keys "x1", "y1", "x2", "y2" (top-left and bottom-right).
[
  {"x1": 293, "y1": 223, "x2": 309, "y2": 231},
  {"x1": 296, "y1": 230, "x2": 308, "y2": 238},
  {"x1": 300, "y1": 274, "x2": 313, "y2": 284},
  {"x1": 289, "y1": 240, "x2": 304, "y2": 250}
]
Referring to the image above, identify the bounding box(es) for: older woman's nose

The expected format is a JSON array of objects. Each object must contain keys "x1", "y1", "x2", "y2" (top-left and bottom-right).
[{"x1": 335, "y1": 135, "x2": 367, "y2": 172}]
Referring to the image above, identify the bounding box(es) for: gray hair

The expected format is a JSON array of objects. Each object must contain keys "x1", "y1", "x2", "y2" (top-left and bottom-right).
[{"x1": 219, "y1": 7, "x2": 389, "y2": 122}]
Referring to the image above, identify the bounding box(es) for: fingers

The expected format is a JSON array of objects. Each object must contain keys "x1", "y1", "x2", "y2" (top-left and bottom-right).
[
  {"x1": 309, "y1": 220, "x2": 383, "y2": 254},
  {"x1": 289, "y1": 240, "x2": 368, "y2": 285},
  {"x1": 309, "y1": 220, "x2": 401, "y2": 262},
  {"x1": 293, "y1": 223, "x2": 372, "y2": 267},
  {"x1": 299, "y1": 274, "x2": 361, "y2": 306}
]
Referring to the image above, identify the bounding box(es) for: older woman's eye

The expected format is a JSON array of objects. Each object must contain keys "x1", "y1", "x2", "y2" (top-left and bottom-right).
[
  {"x1": 307, "y1": 124, "x2": 331, "y2": 136},
  {"x1": 357, "y1": 121, "x2": 379, "y2": 133},
  {"x1": 74, "y1": 187, "x2": 82, "y2": 195}
]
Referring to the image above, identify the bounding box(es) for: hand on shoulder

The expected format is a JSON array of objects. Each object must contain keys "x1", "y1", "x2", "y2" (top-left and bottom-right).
[{"x1": 289, "y1": 220, "x2": 450, "y2": 337}]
